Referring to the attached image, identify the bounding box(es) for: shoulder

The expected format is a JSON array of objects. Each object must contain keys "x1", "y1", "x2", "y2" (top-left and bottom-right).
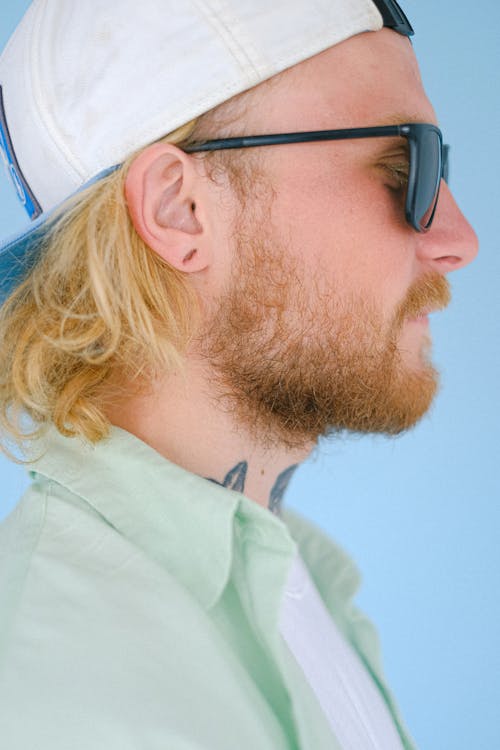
[
  {"x1": 0, "y1": 474, "x2": 217, "y2": 669},
  {"x1": 0, "y1": 480, "x2": 286, "y2": 750}
]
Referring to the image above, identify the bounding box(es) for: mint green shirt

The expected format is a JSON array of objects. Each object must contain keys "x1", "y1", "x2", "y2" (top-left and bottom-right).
[{"x1": 0, "y1": 426, "x2": 416, "y2": 749}]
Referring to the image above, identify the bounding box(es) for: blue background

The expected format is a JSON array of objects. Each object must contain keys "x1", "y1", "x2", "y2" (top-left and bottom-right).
[{"x1": 0, "y1": 2, "x2": 498, "y2": 748}]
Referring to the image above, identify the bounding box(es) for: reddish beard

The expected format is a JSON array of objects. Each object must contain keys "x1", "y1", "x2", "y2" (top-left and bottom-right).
[{"x1": 199, "y1": 232, "x2": 451, "y2": 450}]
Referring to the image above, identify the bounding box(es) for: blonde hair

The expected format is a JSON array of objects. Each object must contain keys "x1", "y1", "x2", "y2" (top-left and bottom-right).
[{"x1": 0, "y1": 120, "x2": 205, "y2": 460}]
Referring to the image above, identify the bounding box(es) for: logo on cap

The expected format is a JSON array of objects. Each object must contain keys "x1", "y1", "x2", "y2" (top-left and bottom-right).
[{"x1": 0, "y1": 85, "x2": 42, "y2": 220}]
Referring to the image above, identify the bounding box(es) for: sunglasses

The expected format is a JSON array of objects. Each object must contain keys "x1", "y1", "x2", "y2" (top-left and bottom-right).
[{"x1": 185, "y1": 123, "x2": 449, "y2": 233}]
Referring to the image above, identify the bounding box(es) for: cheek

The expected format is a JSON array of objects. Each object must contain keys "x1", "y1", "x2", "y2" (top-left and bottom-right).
[{"x1": 273, "y1": 164, "x2": 413, "y2": 316}]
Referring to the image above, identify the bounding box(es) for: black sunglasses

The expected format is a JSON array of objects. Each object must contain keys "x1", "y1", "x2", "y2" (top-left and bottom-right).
[{"x1": 185, "y1": 123, "x2": 449, "y2": 233}]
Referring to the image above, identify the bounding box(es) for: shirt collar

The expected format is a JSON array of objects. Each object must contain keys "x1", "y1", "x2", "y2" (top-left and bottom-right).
[{"x1": 29, "y1": 425, "x2": 296, "y2": 611}]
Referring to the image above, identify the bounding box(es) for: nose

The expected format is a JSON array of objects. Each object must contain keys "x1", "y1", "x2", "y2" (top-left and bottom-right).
[{"x1": 416, "y1": 182, "x2": 479, "y2": 273}]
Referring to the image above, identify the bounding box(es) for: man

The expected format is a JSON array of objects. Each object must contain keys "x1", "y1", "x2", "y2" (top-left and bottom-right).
[{"x1": 0, "y1": 1, "x2": 477, "y2": 749}]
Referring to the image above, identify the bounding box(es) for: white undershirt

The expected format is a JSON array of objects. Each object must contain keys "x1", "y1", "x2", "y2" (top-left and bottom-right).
[{"x1": 278, "y1": 553, "x2": 404, "y2": 750}]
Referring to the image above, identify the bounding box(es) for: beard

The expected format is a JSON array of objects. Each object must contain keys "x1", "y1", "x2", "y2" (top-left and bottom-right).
[{"x1": 198, "y1": 219, "x2": 451, "y2": 451}]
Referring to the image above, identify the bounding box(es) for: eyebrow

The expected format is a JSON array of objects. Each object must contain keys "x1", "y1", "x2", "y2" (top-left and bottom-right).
[
  {"x1": 374, "y1": 139, "x2": 410, "y2": 159},
  {"x1": 358, "y1": 115, "x2": 438, "y2": 157},
  {"x1": 356, "y1": 127, "x2": 411, "y2": 158},
  {"x1": 362, "y1": 115, "x2": 434, "y2": 151},
  {"x1": 382, "y1": 113, "x2": 438, "y2": 127}
]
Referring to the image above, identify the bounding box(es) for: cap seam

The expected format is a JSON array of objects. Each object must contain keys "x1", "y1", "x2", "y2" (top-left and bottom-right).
[
  {"x1": 94, "y1": 9, "x2": 383, "y2": 171},
  {"x1": 249, "y1": 12, "x2": 381, "y2": 76},
  {"x1": 190, "y1": 0, "x2": 261, "y2": 85}
]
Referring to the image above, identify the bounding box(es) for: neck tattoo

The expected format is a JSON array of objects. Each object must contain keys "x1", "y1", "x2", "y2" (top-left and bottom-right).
[
  {"x1": 207, "y1": 461, "x2": 248, "y2": 493},
  {"x1": 207, "y1": 462, "x2": 298, "y2": 517}
]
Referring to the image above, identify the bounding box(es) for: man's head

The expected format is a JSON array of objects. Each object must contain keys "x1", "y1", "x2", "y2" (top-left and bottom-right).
[
  {"x1": 124, "y1": 29, "x2": 477, "y2": 448},
  {"x1": 0, "y1": 1, "x2": 477, "y2": 452}
]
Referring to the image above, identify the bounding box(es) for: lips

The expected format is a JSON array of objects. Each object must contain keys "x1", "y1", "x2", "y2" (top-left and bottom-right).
[
  {"x1": 405, "y1": 308, "x2": 437, "y2": 325},
  {"x1": 418, "y1": 307, "x2": 438, "y2": 316},
  {"x1": 396, "y1": 272, "x2": 452, "y2": 326},
  {"x1": 408, "y1": 306, "x2": 440, "y2": 321},
  {"x1": 408, "y1": 314, "x2": 429, "y2": 324}
]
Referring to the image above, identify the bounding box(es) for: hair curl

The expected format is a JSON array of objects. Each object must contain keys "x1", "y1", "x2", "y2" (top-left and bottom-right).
[
  {"x1": 0, "y1": 78, "x2": 260, "y2": 463},
  {"x1": 0, "y1": 120, "x2": 209, "y2": 460}
]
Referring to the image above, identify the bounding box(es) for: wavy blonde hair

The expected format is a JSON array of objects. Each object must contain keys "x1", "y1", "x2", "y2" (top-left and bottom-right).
[
  {"x1": 0, "y1": 115, "x2": 234, "y2": 460},
  {"x1": 0, "y1": 74, "x2": 262, "y2": 462}
]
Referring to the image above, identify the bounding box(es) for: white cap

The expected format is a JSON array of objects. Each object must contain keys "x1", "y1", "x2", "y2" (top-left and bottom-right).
[{"x1": 0, "y1": 0, "x2": 412, "y2": 301}]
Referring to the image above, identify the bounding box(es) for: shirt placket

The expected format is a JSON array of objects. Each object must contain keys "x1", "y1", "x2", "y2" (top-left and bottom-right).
[{"x1": 232, "y1": 517, "x2": 344, "y2": 750}]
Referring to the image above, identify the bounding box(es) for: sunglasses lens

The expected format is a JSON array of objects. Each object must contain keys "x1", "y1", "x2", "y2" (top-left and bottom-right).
[{"x1": 414, "y1": 128, "x2": 442, "y2": 231}]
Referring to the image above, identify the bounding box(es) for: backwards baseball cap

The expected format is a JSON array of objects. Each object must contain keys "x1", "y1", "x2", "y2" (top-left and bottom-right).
[{"x1": 0, "y1": 0, "x2": 413, "y2": 303}]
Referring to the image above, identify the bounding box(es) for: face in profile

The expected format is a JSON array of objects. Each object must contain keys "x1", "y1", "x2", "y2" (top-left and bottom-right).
[{"x1": 198, "y1": 29, "x2": 478, "y2": 449}]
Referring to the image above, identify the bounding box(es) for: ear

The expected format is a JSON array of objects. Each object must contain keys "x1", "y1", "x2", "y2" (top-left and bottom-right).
[{"x1": 124, "y1": 142, "x2": 211, "y2": 272}]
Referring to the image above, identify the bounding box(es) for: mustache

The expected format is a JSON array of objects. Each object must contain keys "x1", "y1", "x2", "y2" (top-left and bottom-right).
[{"x1": 395, "y1": 272, "x2": 451, "y2": 326}]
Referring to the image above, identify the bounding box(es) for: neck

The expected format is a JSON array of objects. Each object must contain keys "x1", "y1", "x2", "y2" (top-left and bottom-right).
[{"x1": 105, "y1": 359, "x2": 311, "y2": 515}]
